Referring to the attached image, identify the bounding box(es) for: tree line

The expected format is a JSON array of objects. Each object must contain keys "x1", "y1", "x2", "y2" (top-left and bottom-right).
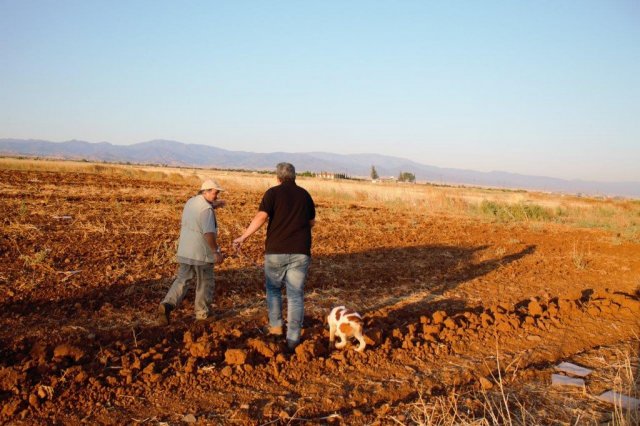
[{"x1": 370, "y1": 166, "x2": 415, "y2": 182}]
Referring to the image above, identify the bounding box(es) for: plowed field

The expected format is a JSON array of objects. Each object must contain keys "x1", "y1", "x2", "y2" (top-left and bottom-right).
[{"x1": 1, "y1": 165, "x2": 639, "y2": 424}]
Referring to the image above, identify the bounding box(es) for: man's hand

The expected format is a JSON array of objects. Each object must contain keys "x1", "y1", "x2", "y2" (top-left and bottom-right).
[
  {"x1": 232, "y1": 237, "x2": 245, "y2": 253},
  {"x1": 204, "y1": 233, "x2": 223, "y2": 263},
  {"x1": 210, "y1": 199, "x2": 226, "y2": 209},
  {"x1": 213, "y1": 250, "x2": 225, "y2": 264},
  {"x1": 233, "y1": 211, "x2": 268, "y2": 253}
]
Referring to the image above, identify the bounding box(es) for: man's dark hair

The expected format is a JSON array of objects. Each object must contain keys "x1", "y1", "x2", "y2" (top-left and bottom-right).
[{"x1": 276, "y1": 162, "x2": 296, "y2": 182}]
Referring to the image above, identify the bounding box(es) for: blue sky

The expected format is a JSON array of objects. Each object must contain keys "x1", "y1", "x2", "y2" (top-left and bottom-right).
[{"x1": 1, "y1": 1, "x2": 639, "y2": 182}]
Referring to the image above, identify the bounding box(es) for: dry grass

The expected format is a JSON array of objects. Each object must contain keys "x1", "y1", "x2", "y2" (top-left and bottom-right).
[
  {"x1": 392, "y1": 338, "x2": 538, "y2": 426},
  {"x1": 571, "y1": 242, "x2": 591, "y2": 270},
  {"x1": 0, "y1": 157, "x2": 200, "y2": 185},
  {"x1": 392, "y1": 387, "x2": 537, "y2": 425},
  {"x1": 2, "y1": 156, "x2": 638, "y2": 424},
  {"x1": 394, "y1": 338, "x2": 639, "y2": 425},
  {"x1": 2, "y1": 157, "x2": 639, "y2": 242},
  {"x1": 213, "y1": 165, "x2": 640, "y2": 242},
  {"x1": 578, "y1": 339, "x2": 640, "y2": 426}
]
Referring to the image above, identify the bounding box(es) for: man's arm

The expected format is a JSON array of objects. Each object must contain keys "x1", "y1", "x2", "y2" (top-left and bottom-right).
[
  {"x1": 233, "y1": 211, "x2": 268, "y2": 249},
  {"x1": 204, "y1": 232, "x2": 224, "y2": 264},
  {"x1": 209, "y1": 199, "x2": 226, "y2": 209}
]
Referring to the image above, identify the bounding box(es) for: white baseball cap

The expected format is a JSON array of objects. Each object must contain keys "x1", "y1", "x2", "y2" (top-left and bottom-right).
[{"x1": 200, "y1": 179, "x2": 225, "y2": 192}]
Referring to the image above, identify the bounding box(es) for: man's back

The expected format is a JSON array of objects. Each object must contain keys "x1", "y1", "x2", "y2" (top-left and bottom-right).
[
  {"x1": 259, "y1": 181, "x2": 315, "y2": 255},
  {"x1": 177, "y1": 195, "x2": 217, "y2": 263},
  {"x1": 233, "y1": 163, "x2": 315, "y2": 351}
]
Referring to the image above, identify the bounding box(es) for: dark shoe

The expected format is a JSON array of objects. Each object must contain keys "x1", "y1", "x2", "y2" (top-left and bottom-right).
[
  {"x1": 157, "y1": 303, "x2": 174, "y2": 326},
  {"x1": 286, "y1": 339, "x2": 299, "y2": 354}
]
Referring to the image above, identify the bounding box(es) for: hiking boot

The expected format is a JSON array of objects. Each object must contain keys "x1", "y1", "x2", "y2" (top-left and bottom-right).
[{"x1": 157, "y1": 303, "x2": 174, "y2": 326}]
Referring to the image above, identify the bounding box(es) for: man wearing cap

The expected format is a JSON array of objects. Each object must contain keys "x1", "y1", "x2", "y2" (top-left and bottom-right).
[
  {"x1": 233, "y1": 162, "x2": 315, "y2": 351},
  {"x1": 157, "y1": 179, "x2": 226, "y2": 325}
]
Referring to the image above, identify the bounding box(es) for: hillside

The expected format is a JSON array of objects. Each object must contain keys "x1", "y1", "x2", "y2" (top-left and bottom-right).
[{"x1": 1, "y1": 138, "x2": 638, "y2": 197}]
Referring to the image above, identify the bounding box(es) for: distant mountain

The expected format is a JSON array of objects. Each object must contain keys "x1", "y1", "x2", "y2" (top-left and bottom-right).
[{"x1": 1, "y1": 138, "x2": 638, "y2": 197}]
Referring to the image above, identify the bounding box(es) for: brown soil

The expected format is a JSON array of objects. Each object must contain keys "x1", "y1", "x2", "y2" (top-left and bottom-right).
[{"x1": 1, "y1": 168, "x2": 639, "y2": 424}]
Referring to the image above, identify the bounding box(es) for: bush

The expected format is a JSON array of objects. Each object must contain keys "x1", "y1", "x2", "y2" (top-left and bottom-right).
[
  {"x1": 398, "y1": 171, "x2": 415, "y2": 183},
  {"x1": 479, "y1": 200, "x2": 554, "y2": 222}
]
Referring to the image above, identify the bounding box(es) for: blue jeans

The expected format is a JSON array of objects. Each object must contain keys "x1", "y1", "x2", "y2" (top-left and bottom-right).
[{"x1": 264, "y1": 254, "x2": 311, "y2": 347}]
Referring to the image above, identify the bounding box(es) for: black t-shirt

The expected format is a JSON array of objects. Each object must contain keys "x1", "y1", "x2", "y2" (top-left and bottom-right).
[{"x1": 258, "y1": 180, "x2": 316, "y2": 255}]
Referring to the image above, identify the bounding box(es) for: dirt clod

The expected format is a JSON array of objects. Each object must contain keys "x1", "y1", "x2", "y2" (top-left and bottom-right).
[
  {"x1": 53, "y1": 344, "x2": 84, "y2": 362},
  {"x1": 225, "y1": 349, "x2": 247, "y2": 366},
  {"x1": 2, "y1": 166, "x2": 639, "y2": 425},
  {"x1": 527, "y1": 300, "x2": 543, "y2": 317},
  {"x1": 479, "y1": 377, "x2": 493, "y2": 390}
]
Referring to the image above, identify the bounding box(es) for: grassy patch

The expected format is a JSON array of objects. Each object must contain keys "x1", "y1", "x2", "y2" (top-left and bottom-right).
[
  {"x1": 475, "y1": 200, "x2": 554, "y2": 222},
  {"x1": 20, "y1": 249, "x2": 50, "y2": 268},
  {"x1": 3, "y1": 157, "x2": 639, "y2": 241}
]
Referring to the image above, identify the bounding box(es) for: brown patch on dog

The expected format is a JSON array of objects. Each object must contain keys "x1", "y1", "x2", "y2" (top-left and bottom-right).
[
  {"x1": 339, "y1": 323, "x2": 353, "y2": 334},
  {"x1": 346, "y1": 315, "x2": 362, "y2": 324},
  {"x1": 335, "y1": 310, "x2": 342, "y2": 321}
]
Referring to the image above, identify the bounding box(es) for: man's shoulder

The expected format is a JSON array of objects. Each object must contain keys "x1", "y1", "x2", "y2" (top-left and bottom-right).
[
  {"x1": 299, "y1": 185, "x2": 312, "y2": 196},
  {"x1": 264, "y1": 183, "x2": 294, "y2": 197},
  {"x1": 261, "y1": 186, "x2": 277, "y2": 201},
  {"x1": 295, "y1": 185, "x2": 314, "y2": 201},
  {"x1": 266, "y1": 182, "x2": 313, "y2": 201},
  {"x1": 183, "y1": 195, "x2": 196, "y2": 207},
  {"x1": 185, "y1": 195, "x2": 211, "y2": 210},
  {"x1": 284, "y1": 182, "x2": 311, "y2": 194},
  {"x1": 289, "y1": 185, "x2": 314, "y2": 203}
]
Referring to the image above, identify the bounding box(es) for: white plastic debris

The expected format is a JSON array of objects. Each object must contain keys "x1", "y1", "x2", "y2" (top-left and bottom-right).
[
  {"x1": 551, "y1": 374, "x2": 585, "y2": 388},
  {"x1": 555, "y1": 362, "x2": 593, "y2": 377},
  {"x1": 597, "y1": 390, "x2": 640, "y2": 410}
]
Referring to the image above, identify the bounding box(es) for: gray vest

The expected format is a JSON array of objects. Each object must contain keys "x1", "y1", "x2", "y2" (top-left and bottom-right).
[{"x1": 176, "y1": 195, "x2": 217, "y2": 263}]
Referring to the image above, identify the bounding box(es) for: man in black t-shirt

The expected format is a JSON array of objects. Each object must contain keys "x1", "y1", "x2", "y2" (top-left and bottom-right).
[{"x1": 233, "y1": 163, "x2": 316, "y2": 351}]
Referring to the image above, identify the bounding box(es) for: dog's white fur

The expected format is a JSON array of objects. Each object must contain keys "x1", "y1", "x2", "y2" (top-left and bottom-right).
[{"x1": 328, "y1": 306, "x2": 366, "y2": 352}]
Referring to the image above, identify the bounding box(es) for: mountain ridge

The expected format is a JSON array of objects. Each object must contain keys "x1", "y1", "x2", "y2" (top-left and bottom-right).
[{"x1": 1, "y1": 138, "x2": 638, "y2": 197}]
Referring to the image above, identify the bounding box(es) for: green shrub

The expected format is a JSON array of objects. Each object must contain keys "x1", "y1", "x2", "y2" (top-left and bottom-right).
[{"x1": 478, "y1": 200, "x2": 554, "y2": 222}]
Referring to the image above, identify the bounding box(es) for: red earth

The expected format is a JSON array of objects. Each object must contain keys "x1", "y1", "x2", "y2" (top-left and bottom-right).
[{"x1": 1, "y1": 167, "x2": 639, "y2": 424}]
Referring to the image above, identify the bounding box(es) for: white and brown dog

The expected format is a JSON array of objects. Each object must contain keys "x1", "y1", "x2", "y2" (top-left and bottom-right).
[{"x1": 328, "y1": 306, "x2": 366, "y2": 352}]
